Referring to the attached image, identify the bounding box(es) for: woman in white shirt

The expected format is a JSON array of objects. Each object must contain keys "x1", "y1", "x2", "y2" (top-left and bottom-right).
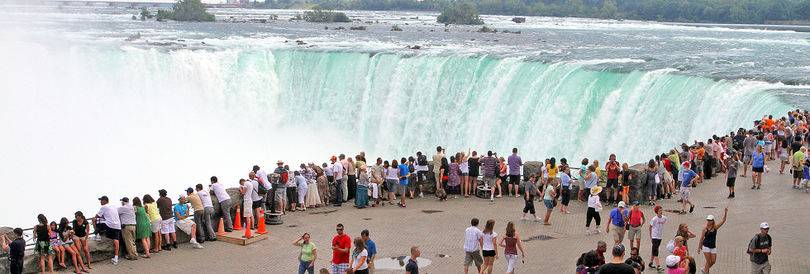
[
  {"x1": 585, "y1": 184, "x2": 603, "y2": 235},
  {"x1": 350, "y1": 237, "x2": 369, "y2": 274},
  {"x1": 480, "y1": 219, "x2": 498, "y2": 274}
]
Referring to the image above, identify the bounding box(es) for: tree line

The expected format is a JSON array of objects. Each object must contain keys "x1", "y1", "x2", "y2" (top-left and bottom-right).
[{"x1": 260, "y1": 0, "x2": 810, "y2": 24}]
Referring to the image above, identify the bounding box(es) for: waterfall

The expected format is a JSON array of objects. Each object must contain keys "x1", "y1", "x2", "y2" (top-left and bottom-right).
[{"x1": 0, "y1": 42, "x2": 792, "y2": 226}]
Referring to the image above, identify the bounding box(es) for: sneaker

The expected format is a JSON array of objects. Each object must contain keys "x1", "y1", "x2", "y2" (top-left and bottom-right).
[
  {"x1": 172, "y1": 243, "x2": 178, "y2": 249},
  {"x1": 193, "y1": 243, "x2": 204, "y2": 249},
  {"x1": 490, "y1": 198, "x2": 494, "y2": 203},
  {"x1": 515, "y1": 194, "x2": 521, "y2": 198},
  {"x1": 751, "y1": 185, "x2": 756, "y2": 189},
  {"x1": 419, "y1": 193, "x2": 424, "y2": 198},
  {"x1": 161, "y1": 245, "x2": 171, "y2": 251},
  {"x1": 648, "y1": 262, "x2": 654, "y2": 269},
  {"x1": 111, "y1": 257, "x2": 118, "y2": 265},
  {"x1": 689, "y1": 205, "x2": 695, "y2": 213},
  {"x1": 756, "y1": 186, "x2": 761, "y2": 189}
]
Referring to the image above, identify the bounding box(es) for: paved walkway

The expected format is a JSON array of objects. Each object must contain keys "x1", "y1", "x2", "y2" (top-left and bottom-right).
[{"x1": 95, "y1": 159, "x2": 810, "y2": 273}]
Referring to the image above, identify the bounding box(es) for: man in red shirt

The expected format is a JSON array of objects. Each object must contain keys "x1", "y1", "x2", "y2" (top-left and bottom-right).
[
  {"x1": 605, "y1": 154, "x2": 621, "y2": 205},
  {"x1": 626, "y1": 201, "x2": 646, "y2": 251},
  {"x1": 332, "y1": 223, "x2": 352, "y2": 274}
]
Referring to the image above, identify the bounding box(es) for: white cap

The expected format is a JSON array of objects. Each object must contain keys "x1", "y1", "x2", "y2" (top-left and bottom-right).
[
  {"x1": 617, "y1": 201, "x2": 626, "y2": 208},
  {"x1": 706, "y1": 215, "x2": 715, "y2": 221},
  {"x1": 666, "y1": 255, "x2": 681, "y2": 267},
  {"x1": 760, "y1": 222, "x2": 769, "y2": 229}
]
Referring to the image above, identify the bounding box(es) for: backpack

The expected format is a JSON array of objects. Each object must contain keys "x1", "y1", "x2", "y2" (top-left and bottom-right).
[
  {"x1": 280, "y1": 171, "x2": 289, "y2": 184},
  {"x1": 418, "y1": 155, "x2": 428, "y2": 166},
  {"x1": 257, "y1": 180, "x2": 268, "y2": 195}
]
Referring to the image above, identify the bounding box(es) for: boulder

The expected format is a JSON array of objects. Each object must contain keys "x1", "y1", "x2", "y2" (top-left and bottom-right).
[
  {"x1": 512, "y1": 17, "x2": 526, "y2": 23},
  {"x1": 349, "y1": 26, "x2": 366, "y2": 31},
  {"x1": 390, "y1": 25, "x2": 403, "y2": 31},
  {"x1": 523, "y1": 161, "x2": 542, "y2": 180},
  {"x1": 478, "y1": 26, "x2": 497, "y2": 33}
]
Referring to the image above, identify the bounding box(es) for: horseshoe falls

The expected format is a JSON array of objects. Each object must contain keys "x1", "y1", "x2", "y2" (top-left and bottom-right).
[{"x1": 1, "y1": 7, "x2": 806, "y2": 227}]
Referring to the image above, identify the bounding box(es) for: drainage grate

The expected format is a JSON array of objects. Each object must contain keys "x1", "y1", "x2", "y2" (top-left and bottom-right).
[
  {"x1": 362, "y1": 218, "x2": 373, "y2": 220},
  {"x1": 309, "y1": 210, "x2": 338, "y2": 215},
  {"x1": 523, "y1": 234, "x2": 555, "y2": 242},
  {"x1": 703, "y1": 206, "x2": 717, "y2": 209},
  {"x1": 287, "y1": 225, "x2": 298, "y2": 228},
  {"x1": 421, "y1": 210, "x2": 443, "y2": 214}
]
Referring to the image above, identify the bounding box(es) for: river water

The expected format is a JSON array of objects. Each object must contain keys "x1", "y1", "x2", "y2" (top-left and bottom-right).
[{"x1": 0, "y1": 5, "x2": 808, "y2": 226}]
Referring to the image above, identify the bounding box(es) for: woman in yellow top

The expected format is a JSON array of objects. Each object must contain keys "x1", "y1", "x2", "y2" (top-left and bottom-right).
[
  {"x1": 592, "y1": 160, "x2": 603, "y2": 186},
  {"x1": 143, "y1": 194, "x2": 163, "y2": 253},
  {"x1": 547, "y1": 158, "x2": 558, "y2": 185}
]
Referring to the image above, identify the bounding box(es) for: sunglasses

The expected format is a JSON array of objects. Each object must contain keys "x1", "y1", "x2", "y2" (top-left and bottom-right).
[{"x1": 336, "y1": 228, "x2": 344, "y2": 231}]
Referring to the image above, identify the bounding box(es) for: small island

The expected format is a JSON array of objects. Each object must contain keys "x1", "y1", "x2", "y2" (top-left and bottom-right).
[
  {"x1": 156, "y1": 0, "x2": 215, "y2": 22},
  {"x1": 437, "y1": 1, "x2": 484, "y2": 25}
]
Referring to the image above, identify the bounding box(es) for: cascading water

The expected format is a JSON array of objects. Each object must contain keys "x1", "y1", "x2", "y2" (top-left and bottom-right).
[{"x1": 0, "y1": 41, "x2": 793, "y2": 227}]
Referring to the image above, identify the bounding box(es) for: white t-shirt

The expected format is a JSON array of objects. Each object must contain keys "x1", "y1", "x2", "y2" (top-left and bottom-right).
[
  {"x1": 198, "y1": 190, "x2": 214, "y2": 208},
  {"x1": 332, "y1": 163, "x2": 344, "y2": 178},
  {"x1": 256, "y1": 170, "x2": 270, "y2": 189},
  {"x1": 352, "y1": 249, "x2": 369, "y2": 270},
  {"x1": 249, "y1": 179, "x2": 262, "y2": 202},
  {"x1": 98, "y1": 204, "x2": 121, "y2": 230},
  {"x1": 211, "y1": 182, "x2": 231, "y2": 202},
  {"x1": 650, "y1": 215, "x2": 668, "y2": 239},
  {"x1": 463, "y1": 226, "x2": 483, "y2": 252},
  {"x1": 482, "y1": 232, "x2": 498, "y2": 251},
  {"x1": 588, "y1": 195, "x2": 602, "y2": 211}
]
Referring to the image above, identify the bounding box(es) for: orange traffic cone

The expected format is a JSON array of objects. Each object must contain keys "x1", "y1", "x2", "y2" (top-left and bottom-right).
[
  {"x1": 216, "y1": 218, "x2": 226, "y2": 236},
  {"x1": 233, "y1": 206, "x2": 243, "y2": 231},
  {"x1": 257, "y1": 209, "x2": 268, "y2": 235},
  {"x1": 243, "y1": 220, "x2": 252, "y2": 239}
]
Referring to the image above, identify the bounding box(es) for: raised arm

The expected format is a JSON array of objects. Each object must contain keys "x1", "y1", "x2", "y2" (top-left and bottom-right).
[{"x1": 716, "y1": 207, "x2": 729, "y2": 228}]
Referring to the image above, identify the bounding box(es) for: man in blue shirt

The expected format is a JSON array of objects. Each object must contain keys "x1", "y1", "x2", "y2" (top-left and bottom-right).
[
  {"x1": 361, "y1": 230, "x2": 377, "y2": 273},
  {"x1": 679, "y1": 162, "x2": 699, "y2": 214},
  {"x1": 398, "y1": 158, "x2": 411, "y2": 208},
  {"x1": 605, "y1": 201, "x2": 628, "y2": 245}
]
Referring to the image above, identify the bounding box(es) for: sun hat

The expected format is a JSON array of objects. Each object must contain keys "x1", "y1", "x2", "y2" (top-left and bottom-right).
[
  {"x1": 760, "y1": 222, "x2": 769, "y2": 229},
  {"x1": 590, "y1": 186, "x2": 603, "y2": 195},
  {"x1": 617, "y1": 201, "x2": 626, "y2": 208},
  {"x1": 665, "y1": 255, "x2": 681, "y2": 267},
  {"x1": 706, "y1": 215, "x2": 715, "y2": 221}
]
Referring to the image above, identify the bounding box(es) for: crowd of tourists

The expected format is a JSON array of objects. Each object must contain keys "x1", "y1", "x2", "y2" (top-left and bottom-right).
[{"x1": 4, "y1": 110, "x2": 808, "y2": 274}]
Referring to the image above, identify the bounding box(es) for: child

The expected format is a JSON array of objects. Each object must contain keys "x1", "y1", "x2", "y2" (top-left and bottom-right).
[{"x1": 522, "y1": 175, "x2": 542, "y2": 221}]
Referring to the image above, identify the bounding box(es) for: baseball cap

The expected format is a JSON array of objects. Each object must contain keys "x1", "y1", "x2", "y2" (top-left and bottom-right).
[
  {"x1": 632, "y1": 200, "x2": 640, "y2": 206},
  {"x1": 706, "y1": 215, "x2": 715, "y2": 221},
  {"x1": 760, "y1": 222, "x2": 769, "y2": 229},
  {"x1": 178, "y1": 194, "x2": 187, "y2": 200},
  {"x1": 98, "y1": 196, "x2": 109, "y2": 201},
  {"x1": 666, "y1": 255, "x2": 681, "y2": 267},
  {"x1": 617, "y1": 201, "x2": 626, "y2": 208}
]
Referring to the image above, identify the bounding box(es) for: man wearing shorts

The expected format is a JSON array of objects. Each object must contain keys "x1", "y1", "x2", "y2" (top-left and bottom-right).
[
  {"x1": 480, "y1": 151, "x2": 499, "y2": 202},
  {"x1": 173, "y1": 195, "x2": 203, "y2": 249},
  {"x1": 331, "y1": 223, "x2": 351, "y2": 274},
  {"x1": 97, "y1": 196, "x2": 121, "y2": 264},
  {"x1": 626, "y1": 201, "x2": 645, "y2": 251},
  {"x1": 156, "y1": 189, "x2": 177, "y2": 251},
  {"x1": 507, "y1": 148, "x2": 522, "y2": 197},
  {"x1": 606, "y1": 201, "x2": 628, "y2": 245},
  {"x1": 605, "y1": 154, "x2": 621, "y2": 205},
  {"x1": 463, "y1": 218, "x2": 484, "y2": 274},
  {"x1": 679, "y1": 162, "x2": 698, "y2": 214},
  {"x1": 742, "y1": 131, "x2": 757, "y2": 177}
]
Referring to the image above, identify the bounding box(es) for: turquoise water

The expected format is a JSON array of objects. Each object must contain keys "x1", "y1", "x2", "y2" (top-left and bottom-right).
[{"x1": 269, "y1": 49, "x2": 792, "y2": 161}]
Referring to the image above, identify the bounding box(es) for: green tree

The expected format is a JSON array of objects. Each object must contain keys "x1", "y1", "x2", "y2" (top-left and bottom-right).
[{"x1": 437, "y1": 1, "x2": 484, "y2": 25}]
